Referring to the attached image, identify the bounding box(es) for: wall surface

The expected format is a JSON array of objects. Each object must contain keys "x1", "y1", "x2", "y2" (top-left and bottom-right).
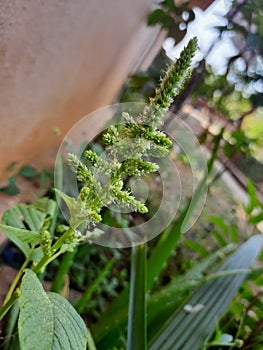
[{"x1": 0, "y1": 0, "x2": 163, "y2": 179}]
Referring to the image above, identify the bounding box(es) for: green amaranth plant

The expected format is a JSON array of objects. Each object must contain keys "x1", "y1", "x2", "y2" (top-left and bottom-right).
[
  {"x1": 0, "y1": 37, "x2": 197, "y2": 349},
  {"x1": 0, "y1": 36, "x2": 261, "y2": 350},
  {"x1": 56, "y1": 36, "x2": 198, "y2": 234}
]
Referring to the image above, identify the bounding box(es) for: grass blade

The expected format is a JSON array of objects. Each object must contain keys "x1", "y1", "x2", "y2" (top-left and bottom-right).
[
  {"x1": 51, "y1": 249, "x2": 78, "y2": 293},
  {"x1": 92, "y1": 143, "x2": 220, "y2": 347},
  {"x1": 87, "y1": 328, "x2": 97, "y2": 350},
  {"x1": 127, "y1": 244, "x2": 147, "y2": 350},
  {"x1": 92, "y1": 219, "x2": 183, "y2": 348},
  {"x1": 149, "y1": 235, "x2": 263, "y2": 350},
  {"x1": 76, "y1": 258, "x2": 115, "y2": 314}
]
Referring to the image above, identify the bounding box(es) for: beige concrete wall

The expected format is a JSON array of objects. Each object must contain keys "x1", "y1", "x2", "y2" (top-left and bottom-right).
[{"x1": 0, "y1": 0, "x2": 163, "y2": 179}]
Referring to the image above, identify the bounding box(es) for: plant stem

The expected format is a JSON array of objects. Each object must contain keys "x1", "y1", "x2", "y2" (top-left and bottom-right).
[
  {"x1": 207, "y1": 127, "x2": 225, "y2": 175},
  {"x1": 0, "y1": 290, "x2": 19, "y2": 321},
  {"x1": 3, "y1": 298, "x2": 20, "y2": 350},
  {"x1": 0, "y1": 228, "x2": 74, "y2": 316},
  {"x1": 87, "y1": 328, "x2": 98, "y2": 350},
  {"x1": 3, "y1": 254, "x2": 31, "y2": 307},
  {"x1": 33, "y1": 227, "x2": 74, "y2": 273},
  {"x1": 127, "y1": 243, "x2": 147, "y2": 350},
  {"x1": 0, "y1": 227, "x2": 74, "y2": 318}
]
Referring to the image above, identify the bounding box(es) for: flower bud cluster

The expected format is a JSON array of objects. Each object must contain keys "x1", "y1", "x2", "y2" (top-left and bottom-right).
[{"x1": 58, "y1": 37, "x2": 198, "y2": 231}]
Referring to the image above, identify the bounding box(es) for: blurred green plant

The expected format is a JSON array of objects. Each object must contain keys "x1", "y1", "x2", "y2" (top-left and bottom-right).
[
  {"x1": 147, "y1": 0, "x2": 196, "y2": 44},
  {"x1": 0, "y1": 164, "x2": 53, "y2": 196}
]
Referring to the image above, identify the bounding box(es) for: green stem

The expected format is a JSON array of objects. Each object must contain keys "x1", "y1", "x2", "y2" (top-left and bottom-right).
[
  {"x1": 127, "y1": 243, "x2": 147, "y2": 350},
  {"x1": 33, "y1": 227, "x2": 74, "y2": 273},
  {"x1": 76, "y1": 258, "x2": 115, "y2": 314},
  {"x1": 0, "y1": 290, "x2": 19, "y2": 321},
  {"x1": 87, "y1": 328, "x2": 98, "y2": 350},
  {"x1": 3, "y1": 298, "x2": 20, "y2": 350},
  {"x1": 52, "y1": 249, "x2": 77, "y2": 293},
  {"x1": 207, "y1": 127, "x2": 225, "y2": 175},
  {"x1": 3, "y1": 254, "x2": 31, "y2": 306},
  {"x1": 0, "y1": 228, "x2": 75, "y2": 319}
]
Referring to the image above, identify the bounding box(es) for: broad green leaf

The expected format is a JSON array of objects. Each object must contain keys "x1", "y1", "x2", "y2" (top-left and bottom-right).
[
  {"x1": 18, "y1": 270, "x2": 88, "y2": 350},
  {"x1": 30, "y1": 246, "x2": 44, "y2": 264},
  {"x1": 0, "y1": 225, "x2": 39, "y2": 244},
  {"x1": 148, "y1": 235, "x2": 263, "y2": 350},
  {"x1": 0, "y1": 200, "x2": 56, "y2": 258},
  {"x1": 0, "y1": 225, "x2": 39, "y2": 257},
  {"x1": 1, "y1": 203, "x2": 45, "y2": 231}
]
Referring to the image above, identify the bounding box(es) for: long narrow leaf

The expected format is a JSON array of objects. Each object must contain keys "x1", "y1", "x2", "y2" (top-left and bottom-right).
[
  {"x1": 183, "y1": 240, "x2": 209, "y2": 257},
  {"x1": 3, "y1": 300, "x2": 20, "y2": 350},
  {"x1": 93, "y1": 243, "x2": 235, "y2": 349},
  {"x1": 146, "y1": 215, "x2": 185, "y2": 289},
  {"x1": 52, "y1": 250, "x2": 78, "y2": 293},
  {"x1": 93, "y1": 209, "x2": 212, "y2": 348},
  {"x1": 147, "y1": 244, "x2": 237, "y2": 340},
  {"x1": 93, "y1": 144, "x2": 219, "y2": 347},
  {"x1": 92, "y1": 220, "x2": 183, "y2": 348},
  {"x1": 76, "y1": 258, "x2": 115, "y2": 313},
  {"x1": 127, "y1": 244, "x2": 147, "y2": 350},
  {"x1": 149, "y1": 235, "x2": 263, "y2": 350}
]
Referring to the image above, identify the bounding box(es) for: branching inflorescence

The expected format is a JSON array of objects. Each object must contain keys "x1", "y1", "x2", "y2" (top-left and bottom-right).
[{"x1": 57, "y1": 37, "x2": 198, "y2": 231}]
